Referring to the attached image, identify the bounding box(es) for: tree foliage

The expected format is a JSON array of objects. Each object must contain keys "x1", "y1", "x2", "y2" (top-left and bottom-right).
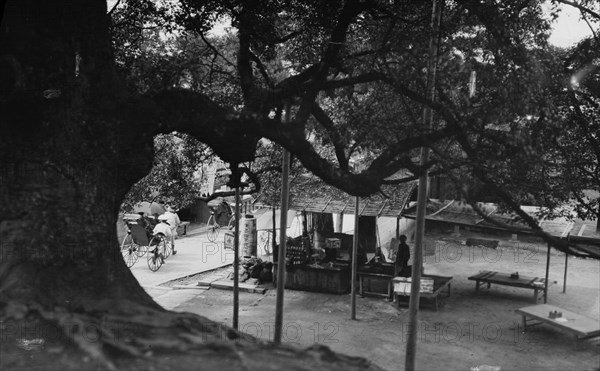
[
  {"x1": 121, "y1": 132, "x2": 214, "y2": 211},
  {"x1": 105, "y1": 0, "x2": 600, "y2": 247}
]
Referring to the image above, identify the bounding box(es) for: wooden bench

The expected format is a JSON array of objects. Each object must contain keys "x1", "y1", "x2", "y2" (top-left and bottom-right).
[
  {"x1": 358, "y1": 271, "x2": 394, "y2": 300},
  {"x1": 516, "y1": 304, "x2": 600, "y2": 340},
  {"x1": 358, "y1": 263, "x2": 395, "y2": 300},
  {"x1": 393, "y1": 275, "x2": 453, "y2": 311},
  {"x1": 468, "y1": 271, "x2": 548, "y2": 302}
]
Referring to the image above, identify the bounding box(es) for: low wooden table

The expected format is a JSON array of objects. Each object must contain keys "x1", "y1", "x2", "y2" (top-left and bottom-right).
[
  {"x1": 393, "y1": 275, "x2": 453, "y2": 311},
  {"x1": 359, "y1": 272, "x2": 394, "y2": 300},
  {"x1": 358, "y1": 263, "x2": 395, "y2": 300},
  {"x1": 468, "y1": 271, "x2": 548, "y2": 302},
  {"x1": 516, "y1": 304, "x2": 600, "y2": 340}
]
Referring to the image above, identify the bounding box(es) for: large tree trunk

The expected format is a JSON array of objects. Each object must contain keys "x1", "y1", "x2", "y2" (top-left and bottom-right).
[
  {"x1": 1, "y1": 0, "x2": 157, "y2": 306},
  {"x1": 0, "y1": 1, "x2": 377, "y2": 369},
  {"x1": 0, "y1": 1, "x2": 165, "y2": 368}
]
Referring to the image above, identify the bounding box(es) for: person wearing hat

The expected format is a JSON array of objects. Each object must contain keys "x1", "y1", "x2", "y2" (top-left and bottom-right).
[
  {"x1": 153, "y1": 214, "x2": 172, "y2": 236},
  {"x1": 163, "y1": 205, "x2": 181, "y2": 236},
  {"x1": 163, "y1": 204, "x2": 180, "y2": 254},
  {"x1": 153, "y1": 214, "x2": 174, "y2": 262}
]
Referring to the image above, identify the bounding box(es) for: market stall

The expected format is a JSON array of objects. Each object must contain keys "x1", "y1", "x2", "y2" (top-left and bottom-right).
[
  {"x1": 272, "y1": 235, "x2": 352, "y2": 294},
  {"x1": 256, "y1": 179, "x2": 417, "y2": 296}
]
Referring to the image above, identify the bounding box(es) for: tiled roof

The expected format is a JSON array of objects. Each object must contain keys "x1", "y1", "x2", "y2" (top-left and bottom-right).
[
  {"x1": 404, "y1": 199, "x2": 600, "y2": 259},
  {"x1": 254, "y1": 176, "x2": 417, "y2": 218}
]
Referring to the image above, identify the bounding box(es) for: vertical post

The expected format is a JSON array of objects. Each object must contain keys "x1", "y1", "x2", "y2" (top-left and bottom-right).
[
  {"x1": 405, "y1": 0, "x2": 441, "y2": 370},
  {"x1": 233, "y1": 186, "x2": 240, "y2": 330},
  {"x1": 274, "y1": 102, "x2": 291, "y2": 344},
  {"x1": 302, "y1": 210, "x2": 309, "y2": 237},
  {"x1": 336, "y1": 213, "x2": 344, "y2": 233},
  {"x1": 272, "y1": 205, "x2": 277, "y2": 256},
  {"x1": 563, "y1": 252, "x2": 568, "y2": 293},
  {"x1": 351, "y1": 196, "x2": 359, "y2": 320},
  {"x1": 405, "y1": 155, "x2": 427, "y2": 369},
  {"x1": 544, "y1": 243, "x2": 550, "y2": 303}
]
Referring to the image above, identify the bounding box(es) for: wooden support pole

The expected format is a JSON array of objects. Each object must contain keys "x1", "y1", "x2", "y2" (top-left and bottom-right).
[
  {"x1": 302, "y1": 210, "x2": 309, "y2": 237},
  {"x1": 405, "y1": 1, "x2": 441, "y2": 369},
  {"x1": 351, "y1": 196, "x2": 359, "y2": 320},
  {"x1": 274, "y1": 103, "x2": 291, "y2": 344},
  {"x1": 272, "y1": 205, "x2": 277, "y2": 256},
  {"x1": 233, "y1": 186, "x2": 240, "y2": 330},
  {"x1": 406, "y1": 155, "x2": 427, "y2": 370},
  {"x1": 563, "y1": 252, "x2": 568, "y2": 293},
  {"x1": 544, "y1": 243, "x2": 551, "y2": 303},
  {"x1": 336, "y1": 213, "x2": 344, "y2": 233}
]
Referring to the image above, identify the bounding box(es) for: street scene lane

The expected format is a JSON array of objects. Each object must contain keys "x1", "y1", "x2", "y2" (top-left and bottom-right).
[{"x1": 128, "y1": 226, "x2": 235, "y2": 288}]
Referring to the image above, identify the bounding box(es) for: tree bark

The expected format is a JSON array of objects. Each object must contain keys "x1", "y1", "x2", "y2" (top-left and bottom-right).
[
  {"x1": 0, "y1": 0, "x2": 156, "y2": 306},
  {"x1": 0, "y1": 1, "x2": 379, "y2": 369}
]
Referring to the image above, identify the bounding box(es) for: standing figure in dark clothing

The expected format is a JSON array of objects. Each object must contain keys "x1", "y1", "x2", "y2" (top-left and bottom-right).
[{"x1": 395, "y1": 234, "x2": 410, "y2": 277}]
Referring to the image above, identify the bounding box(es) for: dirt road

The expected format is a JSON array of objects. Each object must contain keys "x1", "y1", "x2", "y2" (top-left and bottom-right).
[{"x1": 166, "y1": 233, "x2": 600, "y2": 371}]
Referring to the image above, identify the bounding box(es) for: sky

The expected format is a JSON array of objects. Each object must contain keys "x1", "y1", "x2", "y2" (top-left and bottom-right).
[
  {"x1": 547, "y1": 2, "x2": 595, "y2": 47},
  {"x1": 204, "y1": 3, "x2": 594, "y2": 47},
  {"x1": 105, "y1": 1, "x2": 594, "y2": 47}
]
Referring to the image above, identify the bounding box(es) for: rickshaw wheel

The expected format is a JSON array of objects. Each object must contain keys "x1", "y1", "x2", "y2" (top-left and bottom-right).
[
  {"x1": 207, "y1": 226, "x2": 218, "y2": 242},
  {"x1": 147, "y1": 248, "x2": 161, "y2": 271},
  {"x1": 121, "y1": 234, "x2": 139, "y2": 267},
  {"x1": 163, "y1": 237, "x2": 173, "y2": 259},
  {"x1": 147, "y1": 236, "x2": 165, "y2": 272},
  {"x1": 135, "y1": 244, "x2": 148, "y2": 257}
]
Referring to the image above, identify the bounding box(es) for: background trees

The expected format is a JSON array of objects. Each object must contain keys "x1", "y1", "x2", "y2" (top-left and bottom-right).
[
  {"x1": 121, "y1": 132, "x2": 213, "y2": 211},
  {"x1": 554, "y1": 35, "x2": 600, "y2": 230},
  {"x1": 114, "y1": 0, "x2": 599, "y2": 238}
]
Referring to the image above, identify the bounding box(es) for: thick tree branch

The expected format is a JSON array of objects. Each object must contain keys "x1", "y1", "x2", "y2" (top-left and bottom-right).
[
  {"x1": 274, "y1": 72, "x2": 387, "y2": 97},
  {"x1": 107, "y1": 0, "x2": 121, "y2": 16},
  {"x1": 200, "y1": 32, "x2": 236, "y2": 68},
  {"x1": 446, "y1": 111, "x2": 591, "y2": 257},
  {"x1": 309, "y1": 72, "x2": 388, "y2": 92},
  {"x1": 249, "y1": 50, "x2": 274, "y2": 88},
  {"x1": 555, "y1": 0, "x2": 600, "y2": 21},
  {"x1": 382, "y1": 165, "x2": 447, "y2": 185},
  {"x1": 276, "y1": 30, "x2": 302, "y2": 44},
  {"x1": 237, "y1": 4, "x2": 255, "y2": 106},
  {"x1": 296, "y1": 1, "x2": 366, "y2": 125},
  {"x1": 128, "y1": 89, "x2": 259, "y2": 165},
  {"x1": 274, "y1": 65, "x2": 319, "y2": 96},
  {"x1": 310, "y1": 104, "x2": 349, "y2": 170},
  {"x1": 256, "y1": 113, "x2": 455, "y2": 196},
  {"x1": 197, "y1": 166, "x2": 260, "y2": 202}
]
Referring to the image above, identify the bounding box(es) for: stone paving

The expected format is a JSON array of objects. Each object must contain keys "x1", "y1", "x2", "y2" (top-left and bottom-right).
[{"x1": 125, "y1": 223, "x2": 235, "y2": 307}]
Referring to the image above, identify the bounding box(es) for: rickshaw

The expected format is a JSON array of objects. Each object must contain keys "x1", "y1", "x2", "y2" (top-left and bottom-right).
[
  {"x1": 120, "y1": 214, "x2": 174, "y2": 271},
  {"x1": 205, "y1": 200, "x2": 237, "y2": 242}
]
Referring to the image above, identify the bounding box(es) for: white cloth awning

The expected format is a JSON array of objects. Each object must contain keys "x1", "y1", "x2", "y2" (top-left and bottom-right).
[{"x1": 252, "y1": 208, "x2": 296, "y2": 231}]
